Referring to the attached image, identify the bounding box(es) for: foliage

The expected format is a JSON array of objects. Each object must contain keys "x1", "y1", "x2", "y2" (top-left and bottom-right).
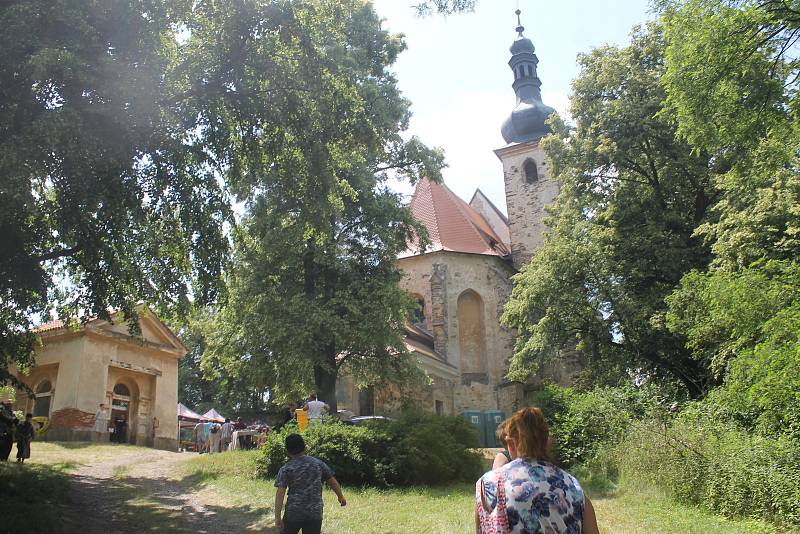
[
  {"x1": 667, "y1": 260, "x2": 800, "y2": 438},
  {"x1": 0, "y1": 0, "x2": 231, "y2": 385},
  {"x1": 413, "y1": 0, "x2": 477, "y2": 16},
  {"x1": 612, "y1": 411, "x2": 800, "y2": 526},
  {"x1": 502, "y1": 24, "x2": 716, "y2": 397},
  {"x1": 177, "y1": 310, "x2": 271, "y2": 419},
  {"x1": 530, "y1": 383, "x2": 673, "y2": 467},
  {"x1": 195, "y1": 0, "x2": 443, "y2": 410},
  {"x1": 256, "y1": 413, "x2": 483, "y2": 487},
  {"x1": 662, "y1": 0, "x2": 800, "y2": 269}
]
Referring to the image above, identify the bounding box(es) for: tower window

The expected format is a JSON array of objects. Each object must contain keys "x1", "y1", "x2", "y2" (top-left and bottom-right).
[{"x1": 524, "y1": 159, "x2": 539, "y2": 183}]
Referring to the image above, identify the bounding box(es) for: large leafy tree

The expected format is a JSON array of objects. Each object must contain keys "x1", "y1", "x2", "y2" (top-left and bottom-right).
[
  {"x1": 192, "y1": 0, "x2": 443, "y2": 411},
  {"x1": 662, "y1": 0, "x2": 800, "y2": 268},
  {"x1": 502, "y1": 25, "x2": 717, "y2": 397},
  {"x1": 1, "y1": 1, "x2": 230, "y2": 386},
  {"x1": 661, "y1": 0, "x2": 800, "y2": 433}
]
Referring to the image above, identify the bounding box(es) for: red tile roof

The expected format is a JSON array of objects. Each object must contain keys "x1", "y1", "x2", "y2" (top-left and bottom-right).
[{"x1": 403, "y1": 179, "x2": 511, "y2": 257}]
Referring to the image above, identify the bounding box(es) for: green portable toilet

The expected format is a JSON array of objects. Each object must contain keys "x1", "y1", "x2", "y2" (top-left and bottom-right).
[
  {"x1": 483, "y1": 410, "x2": 506, "y2": 448},
  {"x1": 462, "y1": 410, "x2": 487, "y2": 447}
]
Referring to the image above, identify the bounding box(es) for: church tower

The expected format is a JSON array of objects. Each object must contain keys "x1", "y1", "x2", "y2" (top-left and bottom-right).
[{"x1": 494, "y1": 10, "x2": 559, "y2": 270}]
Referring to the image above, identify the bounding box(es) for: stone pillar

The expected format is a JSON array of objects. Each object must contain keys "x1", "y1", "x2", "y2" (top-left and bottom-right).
[{"x1": 430, "y1": 263, "x2": 448, "y2": 360}]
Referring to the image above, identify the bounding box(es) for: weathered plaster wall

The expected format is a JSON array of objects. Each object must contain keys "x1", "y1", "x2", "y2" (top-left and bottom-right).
[
  {"x1": 496, "y1": 140, "x2": 559, "y2": 270},
  {"x1": 469, "y1": 190, "x2": 511, "y2": 246},
  {"x1": 12, "y1": 325, "x2": 181, "y2": 450}
]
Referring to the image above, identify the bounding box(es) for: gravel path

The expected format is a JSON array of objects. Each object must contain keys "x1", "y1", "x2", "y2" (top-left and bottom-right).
[{"x1": 57, "y1": 449, "x2": 270, "y2": 533}]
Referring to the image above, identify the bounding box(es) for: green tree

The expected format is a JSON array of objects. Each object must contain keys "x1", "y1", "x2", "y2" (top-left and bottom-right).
[
  {"x1": 413, "y1": 0, "x2": 477, "y2": 16},
  {"x1": 661, "y1": 0, "x2": 800, "y2": 435},
  {"x1": 666, "y1": 260, "x2": 800, "y2": 437},
  {"x1": 191, "y1": 0, "x2": 443, "y2": 411},
  {"x1": 662, "y1": 0, "x2": 800, "y2": 268},
  {"x1": 0, "y1": 0, "x2": 230, "y2": 386},
  {"x1": 502, "y1": 25, "x2": 717, "y2": 397}
]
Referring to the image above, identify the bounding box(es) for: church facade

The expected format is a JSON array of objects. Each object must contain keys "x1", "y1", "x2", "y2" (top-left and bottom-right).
[{"x1": 337, "y1": 15, "x2": 575, "y2": 418}]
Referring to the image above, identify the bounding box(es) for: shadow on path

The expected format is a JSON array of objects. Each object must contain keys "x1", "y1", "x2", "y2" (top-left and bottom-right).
[{"x1": 56, "y1": 453, "x2": 278, "y2": 534}]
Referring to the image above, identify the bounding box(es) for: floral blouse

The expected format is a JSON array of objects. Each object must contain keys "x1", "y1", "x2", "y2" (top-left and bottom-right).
[{"x1": 478, "y1": 458, "x2": 585, "y2": 533}]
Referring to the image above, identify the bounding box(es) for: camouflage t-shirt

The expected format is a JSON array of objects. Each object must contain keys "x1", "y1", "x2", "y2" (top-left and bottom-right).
[{"x1": 275, "y1": 455, "x2": 334, "y2": 520}]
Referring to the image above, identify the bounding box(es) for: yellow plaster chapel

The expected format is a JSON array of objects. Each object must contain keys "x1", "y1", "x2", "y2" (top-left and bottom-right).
[{"x1": 12, "y1": 306, "x2": 186, "y2": 451}]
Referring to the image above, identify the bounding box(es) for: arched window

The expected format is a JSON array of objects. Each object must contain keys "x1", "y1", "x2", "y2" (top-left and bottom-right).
[
  {"x1": 33, "y1": 380, "x2": 52, "y2": 417},
  {"x1": 113, "y1": 383, "x2": 131, "y2": 397},
  {"x1": 457, "y1": 290, "x2": 487, "y2": 380},
  {"x1": 524, "y1": 159, "x2": 538, "y2": 184}
]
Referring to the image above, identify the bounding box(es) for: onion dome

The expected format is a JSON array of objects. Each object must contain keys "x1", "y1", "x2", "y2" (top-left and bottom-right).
[{"x1": 500, "y1": 10, "x2": 556, "y2": 144}]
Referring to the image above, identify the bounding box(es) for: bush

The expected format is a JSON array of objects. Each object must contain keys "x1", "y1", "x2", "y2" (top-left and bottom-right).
[
  {"x1": 612, "y1": 409, "x2": 800, "y2": 526},
  {"x1": 255, "y1": 412, "x2": 484, "y2": 487},
  {"x1": 529, "y1": 384, "x2": 650, "y2": 466}
]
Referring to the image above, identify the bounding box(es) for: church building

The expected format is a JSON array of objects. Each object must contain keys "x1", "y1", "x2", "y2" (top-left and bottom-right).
[{"x1": 337, "y1": 13, "x2": 574, "y2": 418}]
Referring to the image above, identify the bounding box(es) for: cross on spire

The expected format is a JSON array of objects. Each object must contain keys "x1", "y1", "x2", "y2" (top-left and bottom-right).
[{"x1": 515, "y1": 9, "x2": 525, "y2": 36}]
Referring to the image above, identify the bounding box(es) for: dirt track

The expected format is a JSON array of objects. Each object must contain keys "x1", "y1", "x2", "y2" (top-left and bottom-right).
[{"x1": 57, "y1": 449, "x2": 275, "y2": 533}]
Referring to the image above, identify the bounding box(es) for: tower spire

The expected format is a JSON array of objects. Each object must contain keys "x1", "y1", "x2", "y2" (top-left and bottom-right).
[{"x1": 500, "y1": 8, "x2": 555, "y2": 144}]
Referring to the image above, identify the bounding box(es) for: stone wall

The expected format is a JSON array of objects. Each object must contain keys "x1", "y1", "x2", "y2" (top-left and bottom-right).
[
  {"x1": 397, "y1": 251, "x2": 518, "y2": 413},
  {"x1": 495, "y1": 140, "x2": 559, "y2": 270}
]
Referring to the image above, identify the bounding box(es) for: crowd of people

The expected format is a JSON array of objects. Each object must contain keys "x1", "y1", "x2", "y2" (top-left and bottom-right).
[
  {"x1": 193, "y1": 416, "x2": 271, "y2": 453},
  {"x1": 0, "y1": 399, "x2": 34, "y2": 464}
]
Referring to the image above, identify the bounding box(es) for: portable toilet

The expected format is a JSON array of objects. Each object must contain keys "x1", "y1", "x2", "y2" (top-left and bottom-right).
[
  {"x1": 484, "y1": 410, "x2": 506, "y2": 448},
  {"x1": 462, "y1": 410, "x2": 487, "y2": 447}
]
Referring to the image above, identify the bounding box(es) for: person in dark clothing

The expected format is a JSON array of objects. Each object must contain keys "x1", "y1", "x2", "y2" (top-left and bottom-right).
[
  {"x1": 275, "y1": 433, "x2": 346, "y2": 534},
  {"x1": 0, "y1": 400, "x2": 18, "y2": 461},
  {"x1": 16, "y1": 413, "x2": 35, "y2": 463}
]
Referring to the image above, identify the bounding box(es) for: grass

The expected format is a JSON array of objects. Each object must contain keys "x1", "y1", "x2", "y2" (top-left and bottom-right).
[
  {"x1": 0, "y1": 460, "x2": 73, "y2": 532},
  {"x1": 179, "y1": 450, "x2": 788, "y2": 534},
  {"x1": 0, "y1": 441, "x2": 143, "y2": 532}
]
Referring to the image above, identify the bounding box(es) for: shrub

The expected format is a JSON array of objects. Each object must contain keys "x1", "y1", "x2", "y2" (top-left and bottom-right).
[
  {"x1": 255, "y1": 412, "x2": 484, "y2": 487},
  {"x1": 612, "y1": 410, "x2": 800, "y2": 526},
  {"x1": 388, "y1": 411, "x2": 484, "y2": 486},
  {"x1": 529, "y1": 384, "x2": 643, "y2": 466}
]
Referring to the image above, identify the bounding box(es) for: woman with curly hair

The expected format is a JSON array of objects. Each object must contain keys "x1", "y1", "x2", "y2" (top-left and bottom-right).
[{"x1": 476, "y1": 407, "x2": 600, "y2": 534}]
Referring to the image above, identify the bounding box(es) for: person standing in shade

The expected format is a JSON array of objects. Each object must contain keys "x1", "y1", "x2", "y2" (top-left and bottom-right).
[
  {"x1": 221, "y1": 418, "x2": 232, "y2": 452},
  {"x1": 94, "y1": 403, "x2": 109, "y2": 442},
  {"x1": 303, "y1": 394, "x2": 329, "y2": 424},
  {"x1": 275, "y1": 433, "x2": 346, "y2": 534},
  {"x1": 208, "y1": 422, "x2": 221, "y2": 454},
  {"x1": 0, "y1": 399, "x2": 18, "y2": 461},
  {"x1": 16, "y1": 413, "x2": 35, "y2": 463},
  {"x1": 194, "y1": 420, "x2": 206, "y2": 454}
]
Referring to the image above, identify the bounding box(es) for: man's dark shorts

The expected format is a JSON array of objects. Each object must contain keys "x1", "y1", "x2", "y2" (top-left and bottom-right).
[{"x1": 282, "y1": 518, "x2": 322, "y2": 534}]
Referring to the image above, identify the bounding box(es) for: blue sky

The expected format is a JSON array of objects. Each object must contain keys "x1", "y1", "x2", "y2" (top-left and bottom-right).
[{"x1": 371, "y1": 0, "x2": 653, "y2": 212}]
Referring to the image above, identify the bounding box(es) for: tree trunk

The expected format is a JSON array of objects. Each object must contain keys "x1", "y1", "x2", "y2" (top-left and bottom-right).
[{"x1": 314, "y1": 343, "x2": 338, "y2": 414}]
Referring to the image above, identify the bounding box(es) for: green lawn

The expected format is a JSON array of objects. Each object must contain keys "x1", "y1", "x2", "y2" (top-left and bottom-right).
[
  {"x1": 0, "y1": 443, "x2": 792, "y2": 533},
  {"x1": 180, "y1": 450, "x2": 790, "y2": 534}
]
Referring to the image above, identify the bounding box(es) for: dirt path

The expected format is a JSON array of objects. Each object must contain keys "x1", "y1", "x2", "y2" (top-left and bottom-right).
[{"x1": 57, "y1": 449, "x2": 273, "y2": 534}]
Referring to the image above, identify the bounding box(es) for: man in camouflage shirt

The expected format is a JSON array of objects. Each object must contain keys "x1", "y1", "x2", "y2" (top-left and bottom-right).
[{"x1": 274, "y1": 433, "x2": 346, "y2": 534}]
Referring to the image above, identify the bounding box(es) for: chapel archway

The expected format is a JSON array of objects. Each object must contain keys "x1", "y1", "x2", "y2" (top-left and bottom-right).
[
  {"x1": 111, "y1": 378, "x2": 139, "y2": 444},
  {"x1": 33, "y1": 380, "x2": 53, "y2": 417}
]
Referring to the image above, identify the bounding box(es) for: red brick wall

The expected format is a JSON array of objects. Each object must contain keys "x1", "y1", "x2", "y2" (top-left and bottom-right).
[{"x1": 50, "y1": 408, "x2": 95, "y2": 429}]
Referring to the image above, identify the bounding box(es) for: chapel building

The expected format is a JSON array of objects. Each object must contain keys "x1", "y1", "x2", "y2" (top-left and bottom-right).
[
  {"x1": 10, "y1": 306, "x2": 186, "y2": 451},
  {"x1": 337, "y1": 13, "x2": 576, "y2": 417}
]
